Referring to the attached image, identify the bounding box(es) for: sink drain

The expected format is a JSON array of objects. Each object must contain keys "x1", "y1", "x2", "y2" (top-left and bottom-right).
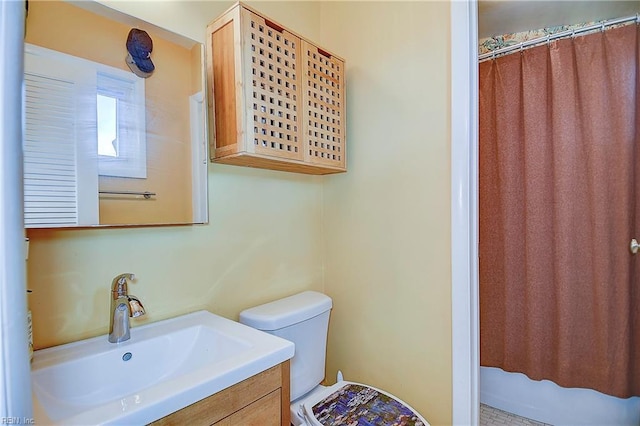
[{"x1": 122, "y1": 352, "x2": 132, "y2": 361}]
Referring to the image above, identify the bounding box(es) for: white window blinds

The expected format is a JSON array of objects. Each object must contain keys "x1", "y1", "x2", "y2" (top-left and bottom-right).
[
  {"x1": 24, "y1": 73, "x2": 79, "y2": 226},
  {"x1": 23, "y1": 44, "x2": 99, "y2": 227}
]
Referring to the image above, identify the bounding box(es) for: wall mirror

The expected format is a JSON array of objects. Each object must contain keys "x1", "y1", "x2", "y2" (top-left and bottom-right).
[{"x1": 23, "y1": 0, "x2": 208, "y2": 227}]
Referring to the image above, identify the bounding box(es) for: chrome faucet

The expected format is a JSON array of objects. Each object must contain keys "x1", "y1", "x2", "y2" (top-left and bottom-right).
[{"x1": 108, "y1": 273, "x2": 145, "y2": 343}]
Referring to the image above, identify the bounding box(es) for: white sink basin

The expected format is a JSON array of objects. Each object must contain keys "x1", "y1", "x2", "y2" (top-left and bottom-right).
[{"x1": 31, "y1": 310, "x2": 294, "y2": 425}]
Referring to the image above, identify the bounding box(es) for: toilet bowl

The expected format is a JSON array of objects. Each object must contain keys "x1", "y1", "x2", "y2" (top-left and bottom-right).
[{"x1": 239, "y1": 291, "x2": 430, "y2": 426}]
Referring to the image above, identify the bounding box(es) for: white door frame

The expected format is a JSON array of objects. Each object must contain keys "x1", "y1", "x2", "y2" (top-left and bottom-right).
[
  {"x1": 189, "y1": 91, "x2": 209, "y2": 224},
  {"x1": 451, "y1": 1, "x2": 479, "y2": 424},
  {"x1": 0, "y1": 0, "x2": 32, "y2": 419}
]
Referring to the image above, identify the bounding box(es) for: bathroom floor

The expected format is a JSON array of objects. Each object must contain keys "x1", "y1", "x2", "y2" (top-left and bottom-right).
[{"x1": 480, "y1": 404, "x2": 552, "y2": 426}]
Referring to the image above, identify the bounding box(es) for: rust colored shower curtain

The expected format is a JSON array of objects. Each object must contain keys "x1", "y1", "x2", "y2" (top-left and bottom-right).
[{"x1": 479, "y1": 24, "x2": 640, "y2": 398}]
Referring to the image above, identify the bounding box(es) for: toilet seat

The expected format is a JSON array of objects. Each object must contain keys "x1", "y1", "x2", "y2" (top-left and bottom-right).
[{"x1": 298, "y1": 380, "x2": 429, "y2": 426}]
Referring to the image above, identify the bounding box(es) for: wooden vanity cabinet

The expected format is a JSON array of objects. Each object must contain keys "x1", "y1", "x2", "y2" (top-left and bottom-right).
[
  {"x1": 150, "y1": 361, "x2": 290, "y2": 426},
  {"x1": 206, "y1": 2, "x2": 346, "y2": 175}
]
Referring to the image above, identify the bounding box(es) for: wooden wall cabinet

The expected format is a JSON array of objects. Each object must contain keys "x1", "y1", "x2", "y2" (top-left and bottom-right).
[
  {"x1": 206, "y1": 2, "x2": 346, "y2": 175},
  {"x1": 150, "y1": 361, "x2": 290, "y2": 426}
]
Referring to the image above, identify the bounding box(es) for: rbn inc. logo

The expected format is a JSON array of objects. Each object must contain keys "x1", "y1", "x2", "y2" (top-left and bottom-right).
[{"x1": 0, "y1": 418, "x2": 34, "y2": 425}]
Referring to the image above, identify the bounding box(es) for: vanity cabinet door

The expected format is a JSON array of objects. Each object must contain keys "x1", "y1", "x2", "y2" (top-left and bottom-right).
[
  {"x1": 214, "y1": 389, "x2": 281, "y2": 425},
  {"x1": 150, "y1": 361, "x2": 289, "y2": 426}
]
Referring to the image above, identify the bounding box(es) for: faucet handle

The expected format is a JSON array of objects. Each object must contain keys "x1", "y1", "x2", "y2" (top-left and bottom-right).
[
  {"x1": 117, "y1": 273, "x2": 135, "y2": 282},
  {"x1": 128, "y1": 296, "x2": 146, "y2": 318},
  {"x1": 111, "y1": 273, "x2": 135, "y2": 297}
]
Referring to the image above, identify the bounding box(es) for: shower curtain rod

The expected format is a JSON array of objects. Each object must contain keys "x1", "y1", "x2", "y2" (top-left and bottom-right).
[{"x1": 479, "y1": 14, "x2": 640, "y2": 62}]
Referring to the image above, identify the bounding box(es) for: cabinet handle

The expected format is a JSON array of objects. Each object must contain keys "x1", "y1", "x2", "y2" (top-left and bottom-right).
[
  {"x1": 317, "y1": 48, "x2": 332, "y2": 59},
  {"x1": 265, "y1": 19, "x2": 284, "y2": 33}
]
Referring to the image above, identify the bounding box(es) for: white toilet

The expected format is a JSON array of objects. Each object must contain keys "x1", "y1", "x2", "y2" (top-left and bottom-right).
[{"x1": 239, "y1": 291, "x2": 430, "y2": 426}]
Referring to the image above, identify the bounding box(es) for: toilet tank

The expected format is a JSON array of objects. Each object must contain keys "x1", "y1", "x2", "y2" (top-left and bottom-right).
[{"x1": 239, "y1": 291, "x2": 332, "y2": 401}]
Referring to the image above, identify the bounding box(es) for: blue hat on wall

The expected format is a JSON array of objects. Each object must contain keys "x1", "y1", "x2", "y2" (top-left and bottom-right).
[{"x1": 126, "y1": 28, "x2": 154, "y2": 78}]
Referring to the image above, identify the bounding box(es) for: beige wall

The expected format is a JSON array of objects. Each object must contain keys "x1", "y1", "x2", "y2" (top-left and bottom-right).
[
  {"x1": 26, "y1": 1, "x2": 453, "y2": 424},
  {"x1": 28, "y1": 165, "x2": 325, "y2": 346},
  {"x1": 319, "y1": 2, "x2": 452, "y2": 425}
]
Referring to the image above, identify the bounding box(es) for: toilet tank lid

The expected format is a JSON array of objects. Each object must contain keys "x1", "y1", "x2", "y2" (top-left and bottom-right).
[{"x1": 239, "y1": 291, "x2": 332, "y2": 331}]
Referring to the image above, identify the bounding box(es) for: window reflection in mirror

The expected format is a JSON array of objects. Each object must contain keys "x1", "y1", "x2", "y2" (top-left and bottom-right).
[
  {"x1": 23, "y1": 0, "x2": 208, "y2": 227},
  {"x1": 97, "y1": 94, "x2": 118, "y2": 158}
]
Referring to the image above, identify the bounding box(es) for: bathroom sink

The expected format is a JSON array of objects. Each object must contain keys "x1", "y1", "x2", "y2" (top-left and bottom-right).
[{"x1": 31, "y1": 310, "x2": 294, "y2": 425}]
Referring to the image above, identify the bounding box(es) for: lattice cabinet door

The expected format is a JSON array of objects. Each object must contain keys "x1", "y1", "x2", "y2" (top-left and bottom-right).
[
  {"x1": 302, "y1": 41, "x2": 346, "y2": 169},
  {"x1": 207, "y1": 2, "x2": 346, "y2": 175},
  {"x1": 241, "y1": 8, "x2": 303, "y2": 161}
]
